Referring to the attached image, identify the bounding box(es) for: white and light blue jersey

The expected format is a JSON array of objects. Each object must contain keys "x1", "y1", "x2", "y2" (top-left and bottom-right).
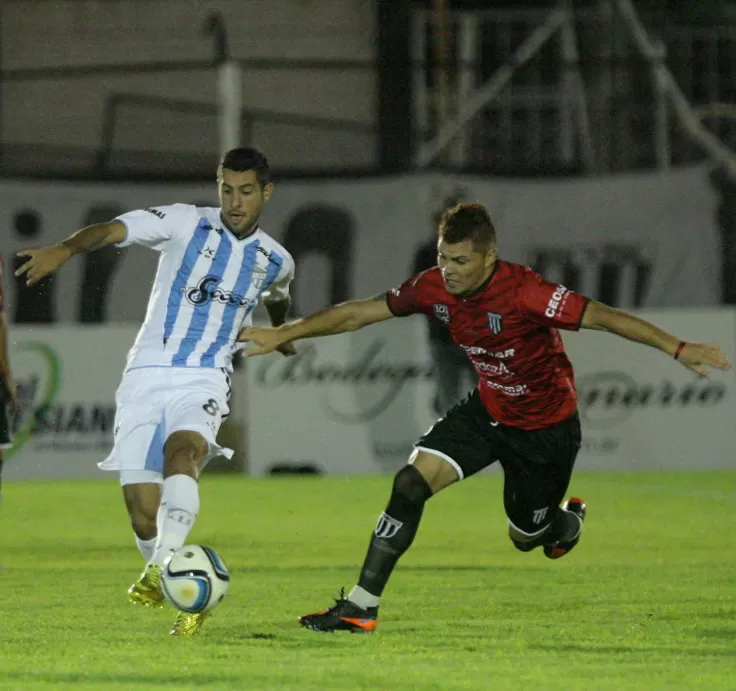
[{"x1": 117, "y1": 204, "x2": 294, "y2": 373}]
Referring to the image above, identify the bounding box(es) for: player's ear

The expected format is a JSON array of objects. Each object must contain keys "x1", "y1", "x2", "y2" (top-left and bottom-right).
[
  {"x1": 262, "y1": 183, "x2": 274, "y2": 202},
  {"x1": 485, "y1": 245, "x2": 497, "y2": 268}
]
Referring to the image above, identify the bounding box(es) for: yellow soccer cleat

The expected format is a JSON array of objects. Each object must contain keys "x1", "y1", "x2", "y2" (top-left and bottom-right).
[
  {"x1": 169, "y1": 611, "x2": 210, "y2": 636},
  {"x1": 128, "y1": 563, "x2": 165, "y2": 608}
]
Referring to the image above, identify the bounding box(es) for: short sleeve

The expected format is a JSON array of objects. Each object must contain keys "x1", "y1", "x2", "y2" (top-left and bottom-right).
[
  {"x1": 386, "y1": 274, "x2": 427, "y2": 318},
  {"x1": 518, "y1": 272, "x2": 589, "y2": 330},
  {"x1": 262, "y1": 251, "x2": 295, "y2": 302},
  {"x1": 115, "y1": 204, "x2": 195, "y2": 251}
]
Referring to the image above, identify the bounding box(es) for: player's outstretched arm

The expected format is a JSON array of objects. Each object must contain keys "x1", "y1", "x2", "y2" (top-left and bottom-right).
[
  {"x1": 238, "y1": 293, "x2": 395, "y2": 357},
  {"x1": 581, "y1": 300, "x2": 731, "y2": 377},
  {"x1": 15, "y1": 220, "x2": 127, "y2": 287}
]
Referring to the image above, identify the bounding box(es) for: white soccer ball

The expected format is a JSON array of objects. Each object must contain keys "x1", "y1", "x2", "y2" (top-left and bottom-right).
[{"x1": 161, "y1": 544, "x2": 230, "y2": 614}]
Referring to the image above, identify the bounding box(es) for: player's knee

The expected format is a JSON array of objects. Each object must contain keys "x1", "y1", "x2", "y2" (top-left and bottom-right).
[
  {"x1": 392, "y1": 464, "x2": 433, "y2": 509},
  {"x1": 166, "y1": 430, "x2": 208, "y2": 457},
  {"x1": 164, "y1": 431, "x2": 208, "y2": 472}
]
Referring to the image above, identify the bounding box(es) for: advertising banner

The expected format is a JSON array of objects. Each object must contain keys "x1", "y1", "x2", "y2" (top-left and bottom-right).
[
  {"x1": 0, "y1": 166, "x2": 721, "y2": 327},
  {"x1": 4, "y1": 308, "x2": 734, "y2": 479},
  {"x1": 4, "y1": 326, "x2": 135, "y2": 480},
  {"x1": 242, "y1": 317, "x2": 438, "y2": 476},
  {"x1": 245, "y1": 308, "x2": 736, "y2": 475},
  {"x1": 563, "y1": 308, "x2": 736, "y2": 470}
]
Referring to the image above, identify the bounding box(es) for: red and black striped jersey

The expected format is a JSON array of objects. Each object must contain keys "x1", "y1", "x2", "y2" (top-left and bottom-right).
[{"x1": 387, "y1": 260, "x2": 590, "y2": 429}]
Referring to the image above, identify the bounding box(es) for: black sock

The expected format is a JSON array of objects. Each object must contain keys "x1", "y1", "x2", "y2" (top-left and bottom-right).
[{"x1": 357, "y1": 465, "x2": 433, "y2": 598}]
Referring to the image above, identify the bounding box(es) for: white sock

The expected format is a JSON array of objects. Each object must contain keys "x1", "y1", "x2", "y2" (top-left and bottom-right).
[
  {"x1": 135, "y1": 535, "x2": 157, "y2": 562},
  {"x1": 348, "y1": 585, "x2": 381, "y2": 609},
  {"x1": 150, "y1": 474, "x2": 200, "y2": 567}
]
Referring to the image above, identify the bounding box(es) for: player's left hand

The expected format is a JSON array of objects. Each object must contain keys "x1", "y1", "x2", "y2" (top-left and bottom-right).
[
  {"x1": 676, "y1": 342, "x2": 731, "y2": 378},
  {"x1": 275, "y1": 342, "x2": 297, "y2": 357}
]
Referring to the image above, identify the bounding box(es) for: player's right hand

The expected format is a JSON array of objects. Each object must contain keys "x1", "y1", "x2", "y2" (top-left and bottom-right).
[
  {"x1": 237, "y1": 325, "x2": 289, "y2": 357},
  {"x1": 15, "y1": 245, "x2": 72, "y2": 286}
]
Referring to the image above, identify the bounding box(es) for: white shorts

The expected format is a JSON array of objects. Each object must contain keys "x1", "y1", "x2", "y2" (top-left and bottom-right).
[{"x1": 99, "y1": 367, "x2": 234, "y2": 486}]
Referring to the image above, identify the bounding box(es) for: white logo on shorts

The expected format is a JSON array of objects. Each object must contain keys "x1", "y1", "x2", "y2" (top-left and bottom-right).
[
  {"x1": 374, "y1": 512, "x2": 403, "y2": 539},
  {"x1": 532, "y1": 507, "x2": 549, "y2": 525}
]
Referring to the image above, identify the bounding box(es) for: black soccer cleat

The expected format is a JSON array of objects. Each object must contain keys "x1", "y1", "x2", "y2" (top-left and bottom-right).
[
  {"x1": 299, "y1": 589, "x2": 378, "y2": 633},
  {"x1": 544, "y1": 497, "x2": 586, "y2": 560}
]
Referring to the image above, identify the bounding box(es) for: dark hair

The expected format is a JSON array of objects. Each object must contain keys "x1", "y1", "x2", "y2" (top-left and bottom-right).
[
  {"x1": 438, "y1": 203, "x2": 496, "y2": 249},
  {"x1": 218, "y1": 147, "x2": 271, "y2": 187}
]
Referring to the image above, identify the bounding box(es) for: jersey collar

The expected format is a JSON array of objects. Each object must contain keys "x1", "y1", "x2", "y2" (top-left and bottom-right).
[
  {"x1": 219, "y1": 212, "x2": 261, "y2": 242},
  {"x1": 459, "y1": 260, "x2": 499, "y2": 300}
]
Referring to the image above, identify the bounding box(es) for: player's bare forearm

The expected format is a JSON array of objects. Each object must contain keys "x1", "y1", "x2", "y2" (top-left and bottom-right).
[
  {"x1": 581, "y1": 300, "x2": 679, "y2": 355},
  {"x1": 16, "y1": 221, "x2": 127, "y2": 286},
  {"x1": 277, "y1": 294, "x2": 393, "y2": 342},
  {"x1": 264, "y1": 296, "x2": 291, "y2": 327},
  {"x1": 581, "y1": 300, "x2": 731, "y2": 377},
  {"x1": 60, "y1": 221, "x2": 127, "y2": 256},
  {"x1": 239, "y1": 294, "x2": 394, "y2": 356}
]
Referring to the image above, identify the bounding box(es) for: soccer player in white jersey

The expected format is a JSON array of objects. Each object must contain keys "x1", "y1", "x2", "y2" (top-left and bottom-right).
[{"x1": 15, "y1": 148, "x2": 296, "y2": 635}]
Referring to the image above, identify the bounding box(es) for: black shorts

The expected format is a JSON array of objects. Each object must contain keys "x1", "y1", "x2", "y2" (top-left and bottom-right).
[{"x1": 415, "y1": 390, "x2": 581, "y2": 535}]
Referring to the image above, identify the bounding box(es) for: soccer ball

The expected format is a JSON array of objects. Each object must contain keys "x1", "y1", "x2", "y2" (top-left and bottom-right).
[{"x1": 161, "y1": 544, "x2": 230, "y2": 614}]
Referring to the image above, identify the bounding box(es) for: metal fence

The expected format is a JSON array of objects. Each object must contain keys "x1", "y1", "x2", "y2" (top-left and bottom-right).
[{"x1": 412, "y1": 4, "x2": 736, "y2": 175}]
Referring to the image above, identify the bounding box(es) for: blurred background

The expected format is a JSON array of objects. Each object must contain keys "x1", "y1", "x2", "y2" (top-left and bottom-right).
[{"x1": 2, "y1": 0, "x2": 735, "y2": 480}]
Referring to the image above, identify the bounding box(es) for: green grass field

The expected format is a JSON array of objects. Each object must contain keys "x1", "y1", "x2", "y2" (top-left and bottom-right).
[{"x1": 3, "y1": 471, "x2": 735, "y2": 690}]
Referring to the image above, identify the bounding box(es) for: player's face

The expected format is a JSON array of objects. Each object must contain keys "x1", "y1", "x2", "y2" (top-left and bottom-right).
[
  {"x1": 437, "y1": 238, "x2": 496, "y2": 295},
  {"x1": 218, "y1": 169, "x2": 273, "y2": 237}
]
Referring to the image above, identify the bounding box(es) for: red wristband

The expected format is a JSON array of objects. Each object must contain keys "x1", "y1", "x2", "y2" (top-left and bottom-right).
[{"x1": 674, "y1": 341, "x2": 686, "y2": 360}]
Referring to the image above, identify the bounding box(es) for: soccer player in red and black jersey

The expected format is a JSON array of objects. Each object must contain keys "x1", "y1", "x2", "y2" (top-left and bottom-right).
[
  {"x1": 240, "y1": 203, "x2": 731, "y2": 633},
  {"x1": 0, "y1": 252, "x2": 18, "y2": 504}
]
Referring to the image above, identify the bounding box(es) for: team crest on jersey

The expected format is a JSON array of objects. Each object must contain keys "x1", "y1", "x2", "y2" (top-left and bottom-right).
[
  {"x1": 251, "y1": 265, "x2": 268, "y2": 289},
  {"x1": 487, "y1": 312, "x2": 503, "y2": 334},
  {"x1": 433, "y1": 304, "x2": 450, "y2": 325}
]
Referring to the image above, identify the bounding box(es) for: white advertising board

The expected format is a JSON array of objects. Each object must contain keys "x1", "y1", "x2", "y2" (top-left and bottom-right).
[
  {"x1": 243, "y1": 318, "x2": 439, "y2": 475},
  {"x1": 0, "y1": 165, "x2": 721, "y2": 326},
  {"x1": 7, "y1": 309, "x2": 733, "y2": 480},
  {"x1": 564, "y1": 308, "x2": 736, "y2": 470},
  {"x1": 4, "y1": 326, "x2": 136, "y2": 480},
  {"x1": 245, "y1": 309, "x2": 736, "y2": 475}
]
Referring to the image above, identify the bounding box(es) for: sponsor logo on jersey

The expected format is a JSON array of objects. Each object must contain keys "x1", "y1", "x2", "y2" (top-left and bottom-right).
[
  {"x1": 462, "y1": 346, "x2": 515, "y2": 359},
  {"x1": 475, "y1": 360, "x2": 512, "y2": 376},
  {"x1": 184, "y1": 275, "x2": 252, "y2": 307},
  {"x1": 145, "y1": 207, "x2": 166, "y2": 219},
  {"x1": 545, "y1": 285, "x2": 569, "y2": 318},
  {"x1": 433, "y1": 304, "x2": 450, "y2": 324},
  {"x1": 487, "y1": 312, "x2": 503, "y2": 334}
]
